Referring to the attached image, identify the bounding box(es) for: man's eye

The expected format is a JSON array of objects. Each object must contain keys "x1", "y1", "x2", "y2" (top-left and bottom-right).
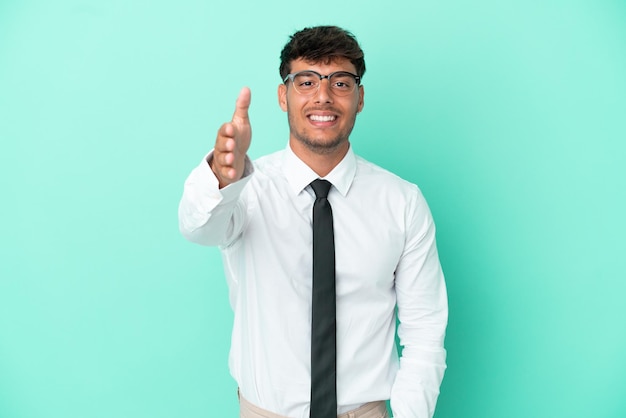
[
  {"x1": 295, "y1": 75, "x2": 318, "y2": 88},
  {"x1": 332, "y1": 80, "x2": 352, "y2": 89}
]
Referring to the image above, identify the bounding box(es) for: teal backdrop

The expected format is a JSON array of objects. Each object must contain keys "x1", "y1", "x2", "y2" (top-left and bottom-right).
[{"x1": 1, "y1": 1, "x2": 625, "y2": 417}]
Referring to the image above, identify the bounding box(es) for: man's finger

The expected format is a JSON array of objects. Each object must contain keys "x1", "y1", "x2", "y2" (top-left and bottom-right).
[
  {"x1": 218, "y1": 122, "x2": 235, "y2": 139},
  {"x1": 232, "y1": 87, "x2": 251, "y2": 122}
]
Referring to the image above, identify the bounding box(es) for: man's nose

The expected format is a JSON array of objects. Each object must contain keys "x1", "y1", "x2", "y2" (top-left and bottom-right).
[{"x1": 314, "y1": 79, "x2": 333, "y2": 103}]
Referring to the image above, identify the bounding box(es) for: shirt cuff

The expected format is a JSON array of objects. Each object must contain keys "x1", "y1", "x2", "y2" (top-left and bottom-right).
[{"x1": 203, "y1": 150, "x2": 254, "y2": 204}]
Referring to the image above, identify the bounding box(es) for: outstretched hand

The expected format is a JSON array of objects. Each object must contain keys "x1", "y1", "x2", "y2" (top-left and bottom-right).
[{"x1": 211, "y1": 87, "x2": 252, "y2": 188}]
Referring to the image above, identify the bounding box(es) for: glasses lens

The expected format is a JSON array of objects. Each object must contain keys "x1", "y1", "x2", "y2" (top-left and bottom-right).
[
  {"x1": 292, "y1": 72, "x2": 319, "y2": 94},
  {"x1": 328, "y1": 72, "x2": 357, "y2": 96}
]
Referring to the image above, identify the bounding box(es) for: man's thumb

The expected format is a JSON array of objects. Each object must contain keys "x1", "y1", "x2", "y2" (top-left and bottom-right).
[{"x1": 233, "y1": 87, "x2": 251, "y2": 122}]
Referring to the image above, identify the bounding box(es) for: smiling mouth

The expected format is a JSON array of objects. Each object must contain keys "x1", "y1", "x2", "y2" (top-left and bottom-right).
[{"x1": 309, "y1": 115, "x2": 337, "y2": 122}]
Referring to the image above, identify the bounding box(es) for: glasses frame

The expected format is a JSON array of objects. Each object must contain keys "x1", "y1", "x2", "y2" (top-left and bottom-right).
[{"x1": 283, "y1": 70, "x2": 361, "y2": 96}]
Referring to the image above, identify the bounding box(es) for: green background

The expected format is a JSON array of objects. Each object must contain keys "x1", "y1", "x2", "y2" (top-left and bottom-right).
[{"x1": 1, "y1": 0, "x2": 625, "y2": 417}]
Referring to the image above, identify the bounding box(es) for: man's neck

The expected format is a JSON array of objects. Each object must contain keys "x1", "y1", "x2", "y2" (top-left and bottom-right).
[{"x1": 288, "y1": 138, "x2": 350, "y2": 178}]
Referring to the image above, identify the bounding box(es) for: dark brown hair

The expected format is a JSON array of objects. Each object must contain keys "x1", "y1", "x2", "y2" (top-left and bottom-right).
[{"x1": 279, "y1": 26, "x2": 366, "y2": 80}]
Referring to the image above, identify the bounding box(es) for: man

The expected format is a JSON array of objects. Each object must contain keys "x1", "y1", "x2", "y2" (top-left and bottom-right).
[{"x1": 179, "y1": 26, "x2": 447, "y2": 418}]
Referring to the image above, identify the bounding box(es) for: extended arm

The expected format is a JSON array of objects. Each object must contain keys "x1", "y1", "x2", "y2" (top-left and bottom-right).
[{"x1": 178, "y1": 87, "x2": 254, "y2": 246}]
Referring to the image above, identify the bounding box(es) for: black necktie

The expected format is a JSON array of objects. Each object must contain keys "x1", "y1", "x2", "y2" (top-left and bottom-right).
[{"x1": 309, "y1": 179, "x2": 337, "y2": 418}]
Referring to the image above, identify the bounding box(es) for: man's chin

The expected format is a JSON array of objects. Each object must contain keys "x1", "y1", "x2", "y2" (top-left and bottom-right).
[{"x1": 293, "y1": 134, "x2": 348, "y2": 155}]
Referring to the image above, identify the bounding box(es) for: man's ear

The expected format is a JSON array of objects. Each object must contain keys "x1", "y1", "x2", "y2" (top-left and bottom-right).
[
  {"x1": 357, "y1": 85, "x2": 365, "y2": 113},
  {"x1": 278, "y1": 84, "x2": 288, "y2": 112}
]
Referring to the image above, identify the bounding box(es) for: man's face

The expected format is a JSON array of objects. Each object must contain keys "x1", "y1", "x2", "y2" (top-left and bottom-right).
[{"x1": 278, "y1": 57, "x2": 364, "y2": 155}]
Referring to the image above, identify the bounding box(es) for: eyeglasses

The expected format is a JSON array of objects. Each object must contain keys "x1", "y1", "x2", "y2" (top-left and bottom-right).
[{"x1": 283, "y1": 70, "x2": 361, "y2": 96}]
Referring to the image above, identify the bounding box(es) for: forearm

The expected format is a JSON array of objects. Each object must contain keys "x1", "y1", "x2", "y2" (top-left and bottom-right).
[
  {"x1": 178, "y1": 152, "x2": 253, "y2": 246},
  {"x1": 390, "y1": 321, "x2": 447, "y2": 417}
]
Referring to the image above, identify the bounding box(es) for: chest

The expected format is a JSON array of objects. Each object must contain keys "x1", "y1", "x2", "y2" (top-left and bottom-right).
[{"x1": 242, "y1": 188, "x2": 406, "y2": 292}]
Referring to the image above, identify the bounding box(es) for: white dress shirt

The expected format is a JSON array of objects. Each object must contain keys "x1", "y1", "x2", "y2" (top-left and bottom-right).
[{"x1": 178, "y1": 144, "x2": 447, "y2": 418}]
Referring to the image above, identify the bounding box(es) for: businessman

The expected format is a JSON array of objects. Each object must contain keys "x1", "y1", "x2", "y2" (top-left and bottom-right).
[{"x1": 179, "y1": 25, "x2": 448, "y2": 418}]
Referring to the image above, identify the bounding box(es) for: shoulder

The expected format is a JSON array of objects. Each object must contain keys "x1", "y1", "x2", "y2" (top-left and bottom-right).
[
  {"x1": 351, "y1": 155, "x2": 435, "y2": 237},
  {"x1": 352, "y1": 154, "x2": 434, "y2": 225},
  {"x1": 354, "y1": 155, "x2": 422, "y2": 198}
]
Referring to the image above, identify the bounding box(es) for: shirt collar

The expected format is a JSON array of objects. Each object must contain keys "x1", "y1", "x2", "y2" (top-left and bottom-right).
[{"x1": 282, "y1": 143, "x2": 356, "y2": 197}]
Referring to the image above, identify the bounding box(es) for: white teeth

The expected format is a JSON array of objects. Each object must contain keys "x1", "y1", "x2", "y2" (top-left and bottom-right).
[{"x1": 310, "y1": 115, "x2": 336, "y2": 122}]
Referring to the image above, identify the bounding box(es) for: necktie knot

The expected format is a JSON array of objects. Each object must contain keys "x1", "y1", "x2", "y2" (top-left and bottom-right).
[{"x1": 310, "y1": 179, "x2": 332, "y2": 199}]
